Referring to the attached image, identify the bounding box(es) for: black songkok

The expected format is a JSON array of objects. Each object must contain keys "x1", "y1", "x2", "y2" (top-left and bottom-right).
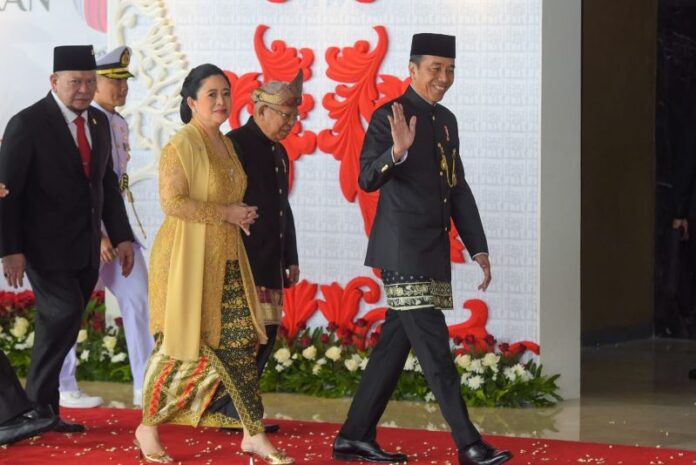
[
  {"x1": 410, "y1": 33, "x2": 456, "y2": 59},
  {"x1": 53, "y1": 45, "x2": 96, "y2": 72}
]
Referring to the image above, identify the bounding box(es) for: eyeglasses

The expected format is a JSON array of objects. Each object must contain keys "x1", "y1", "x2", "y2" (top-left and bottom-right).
[{"x1": 266, "y1": 105, "x2": 300, "y2": 122}]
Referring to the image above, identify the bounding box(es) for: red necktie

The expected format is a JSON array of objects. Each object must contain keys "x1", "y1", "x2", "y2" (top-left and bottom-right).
[{"x1": 73, "y1": 115, "x2": 91, "y2": 177}]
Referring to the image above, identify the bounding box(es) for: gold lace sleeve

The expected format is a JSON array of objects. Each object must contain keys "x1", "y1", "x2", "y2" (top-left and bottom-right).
[{"x1": 159, "y1": 144, "x2": 225, "y2": 224}]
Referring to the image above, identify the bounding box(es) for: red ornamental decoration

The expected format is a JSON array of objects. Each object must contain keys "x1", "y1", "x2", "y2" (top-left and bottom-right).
[
  {"x1": 316, "y1": 276, "x2": 387, "y2": 349},
  {"x1": 225, "y1": 25, "x2": 317, "y2": 191},
  {"x1": 318, "y1": 26, "x2": 466, "y2": 262},
  {"x1": 281, "y1": 280, "x2": 318, "y2": 338},
  {"x1": 448, "y1": 299, "x2": 491, "y2": 350},
  {"x1": 448, "y1": 299, "x2": 541, "y2": 355}
]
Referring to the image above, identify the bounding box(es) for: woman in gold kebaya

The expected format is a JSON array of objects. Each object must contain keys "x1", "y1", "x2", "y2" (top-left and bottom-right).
[{"x1": 133, "y1": 64, "x2": 294, "y2": 465}]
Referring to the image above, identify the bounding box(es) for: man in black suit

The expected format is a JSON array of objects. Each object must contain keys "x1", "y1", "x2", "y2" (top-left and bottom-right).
[
  {"x1": 332, "y1": 34, "x2": 511, "y2": 465},
  {"x1": 0, "y1": 183, "x2": 57, "y2": 446},
  {"x1": 0, "y1": 46, "x2": 134, "y2": 433}
]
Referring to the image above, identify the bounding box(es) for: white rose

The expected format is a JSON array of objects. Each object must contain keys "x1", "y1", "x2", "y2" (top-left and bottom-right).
[
  {"x1": 24, "y1": 331, "x2": 34, "y2": 349},
  {"x1": 467, "y1": 359, "x2": 484, "y2": 374},
  {"x1": 76, "y1": 329, "x2": 88, "y2": 344},
  {"x1": 317, "y1": 357, "x2": 328, "y2": 366},
  {"x1": 312, "y1": 364, "x2": 322, "y2": 375},
  {"x1": 466, "y1": 375, "x2": 483, "y2": 390},
  {"x1": 460, "y1": 372, "x2": 471, "y2": 385},
  {"x1": 482, "y1": 353, "x2": 500, "y2": 367},
  {"x1": 302, "y1": 346, "x2": 317, "y2": 360},
  {"x1": 10, "y1": 317, "x2": 29, "y2": 339},
  {"x1": 80, "y1": 350, "x2": 90, "y2": 362},
  {"x1": 282, "y1": 359, "x2": 293, "y2": 367},
  {"x1": 111, "y1": 352, "x2": 127, "y2": 363},
  {"x1": 292, "y1": 353, "x2": 299, "y2": 360},
  {"x1": 325, "y1": 346, "x2": 342, "y2": 362},
  {"x1": 273, "y1": 348, "x2": 291, "y2": 364},
  {"x1": 455, "y1": 354, "x2": 471, "y2": 369},
  {"x1": 275, "y1": 364, "x2": 285, "y2": 372},
  {"x1": 102, "y1": 335, "x2": 117, "y2": 353},
  {"x1": 344, "y1": 359, "x2": 359, "y2": 372},
  {"x1": 403, "y1": 354, "x2": 416, "y2": 371}
]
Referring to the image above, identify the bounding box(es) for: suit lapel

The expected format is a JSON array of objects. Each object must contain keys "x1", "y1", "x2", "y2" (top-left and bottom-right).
[
  {"x1": 87, "y1": 107, "x2": 101, "y2": 181},
  {"x1": 42, "y1": 93, "x2": 84, "y2": 177}
]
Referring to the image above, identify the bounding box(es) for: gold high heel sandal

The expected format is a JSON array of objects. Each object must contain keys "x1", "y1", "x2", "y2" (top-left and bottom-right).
[
  {"x1": 242, "y1": 448, "x2": 295, "y2": 465},
  {"x1": 133, "y1": 439, "x2": 174, "y2": 463}
]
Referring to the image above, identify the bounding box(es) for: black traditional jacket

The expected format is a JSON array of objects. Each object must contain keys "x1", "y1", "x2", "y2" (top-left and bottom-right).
[
  {"x1": 227, "y1": 117, "x2": 298, "y2": 288},
  {"x1": 359, "y1": 86, "x2": 487, "y2": 282}
]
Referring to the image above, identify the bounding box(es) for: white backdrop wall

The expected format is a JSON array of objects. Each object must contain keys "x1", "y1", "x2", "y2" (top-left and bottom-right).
[
  {"x1": 0, "y1": 0, "x2": 541, "y2": 350},
  {"x1": 0, "y1": 1, "x2": 107, "y2": 133},
  {"x1": 117, "y1": 0, "x2": 542, "y2": 347}
]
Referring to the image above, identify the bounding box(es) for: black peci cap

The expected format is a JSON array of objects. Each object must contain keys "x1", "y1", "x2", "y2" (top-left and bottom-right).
[
  {"x1": 53, "y1": 45, "x2": 96, "y2": 72},
  {"x1": 410, "y1": 33, "x2": 456, "y2": 59}
]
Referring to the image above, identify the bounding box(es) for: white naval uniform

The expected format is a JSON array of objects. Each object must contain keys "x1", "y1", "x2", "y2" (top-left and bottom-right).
[{"x1": 58, "y1": 102, "x2": 154, "y2": 395}]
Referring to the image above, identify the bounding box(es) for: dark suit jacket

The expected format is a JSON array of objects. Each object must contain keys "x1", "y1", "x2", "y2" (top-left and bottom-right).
[
  {"x1": 359, "y1": 86, "x2": 487, "y2": 282},
  {"x1": 0, "y1": 92, "x2": 133, "y2": 271},
  {"x1": 227, "y1": 117, "x2": 298, "y2": 289}
]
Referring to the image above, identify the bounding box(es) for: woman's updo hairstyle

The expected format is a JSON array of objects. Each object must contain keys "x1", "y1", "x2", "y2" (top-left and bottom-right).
[{"x1": 179, "y1": 63, "x2": 231, "y2": 124}]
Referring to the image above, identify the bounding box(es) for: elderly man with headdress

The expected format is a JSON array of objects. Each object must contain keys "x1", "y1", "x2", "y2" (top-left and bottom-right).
[{"x1": 211, "y1": 72, "x2": 302, "y2": 433}]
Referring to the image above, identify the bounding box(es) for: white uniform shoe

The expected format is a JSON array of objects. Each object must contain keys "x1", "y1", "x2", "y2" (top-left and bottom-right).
[
  {"x1": 132, "y1": 389, "x2": 143, "y2": 408},
  {"x1": 59, "y1": 390, "x2": 104, "y2": 408}
]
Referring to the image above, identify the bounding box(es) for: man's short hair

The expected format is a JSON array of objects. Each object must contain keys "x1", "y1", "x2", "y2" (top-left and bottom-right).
[{"x1": 409, "y1": 55, "x2": 424, "y2": 66}]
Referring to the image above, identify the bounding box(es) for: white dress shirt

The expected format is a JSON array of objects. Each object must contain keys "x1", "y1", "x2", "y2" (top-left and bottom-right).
[{"x1": 51, "y1": 91, "x2": 92, "y2": 148}]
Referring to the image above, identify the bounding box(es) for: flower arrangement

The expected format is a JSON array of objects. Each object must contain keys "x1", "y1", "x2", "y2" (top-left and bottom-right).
[
  {"x1": 0, "y1": 290, "x2": 132, "y2": 382},
  {"x1": 1, "y1": 277, "x2": 562, "y2": 408},
  {"x1": 260, "y1": 321, "x2": 562, "y2": 408},
  {"x1": 260, "y1": 278, "x2": 562, "y2": 407}
]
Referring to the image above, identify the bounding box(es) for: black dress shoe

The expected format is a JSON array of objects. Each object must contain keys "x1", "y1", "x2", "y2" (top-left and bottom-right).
[
  {"x1": 458, "y1": 440, "x2": 512, "y2": 465},
  {"x1": 0, "y1": 409, "x2": 59, "y2": 446},
  {"x1": 264, "y1": 423, "x2": 280, "y2": 433},
  {"x1": 52, "y1": 419, "x2": 86, "y2": 433},
  {"x1": 332, "y1": 435, "x2": 407, "y2": 463},
  {"x1": 219, "y1": 423, "x2": 280, "y2": 434}
]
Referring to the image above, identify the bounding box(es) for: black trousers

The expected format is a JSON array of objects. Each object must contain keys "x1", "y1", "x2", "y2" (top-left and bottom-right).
[
  {"x1": 0, "y1": 351, "x2": 32, "y2": 424},
  {"x1": 208, "y1": 323, "x2": 278, "y2": 418},
  {"x1": 339, "y1": 308, "x2": 481, "y2": 449},
  {"x1": 24, "y1": 266, "x2": 99, "y2": 415}
]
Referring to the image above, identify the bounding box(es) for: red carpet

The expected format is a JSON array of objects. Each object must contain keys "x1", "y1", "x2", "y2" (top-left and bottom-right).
[{"x1": 1, "y1": 408, "x2": 695, "y2": 464}]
